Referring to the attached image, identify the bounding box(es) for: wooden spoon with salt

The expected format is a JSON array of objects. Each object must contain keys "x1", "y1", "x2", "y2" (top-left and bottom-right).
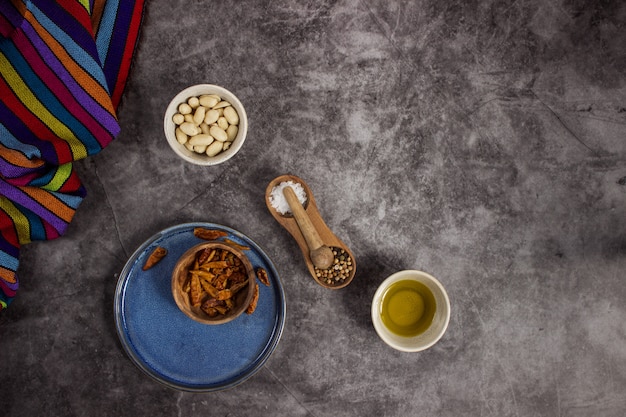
[{"x1": 265, "y1": 174, "x2": 356, "y2": 289}]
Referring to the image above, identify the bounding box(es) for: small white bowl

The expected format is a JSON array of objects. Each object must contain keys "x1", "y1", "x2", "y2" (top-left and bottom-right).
[
  {"x1": 371, "y1": 270, "x2": 450, "y2": 352},
  {"x1": 163, "y1": 84, "x2": 248, "y2": 165}
]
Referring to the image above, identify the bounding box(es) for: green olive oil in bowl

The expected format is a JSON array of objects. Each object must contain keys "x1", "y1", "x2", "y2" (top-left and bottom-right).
[{"x1": 379, "y1": 279, "x2": 436, "y2": 337}]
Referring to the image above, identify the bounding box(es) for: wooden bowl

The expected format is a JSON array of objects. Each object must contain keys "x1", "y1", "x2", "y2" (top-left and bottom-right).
[
  {"x1": 265, "y1": 174, "x2": 356, "y2": 289},
  {"x1": 171, "y1": 242, "x2": 256, "y2": 325}
]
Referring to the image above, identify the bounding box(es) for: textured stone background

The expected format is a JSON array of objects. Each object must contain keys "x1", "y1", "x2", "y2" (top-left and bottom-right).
[{"x1": 2, "y1": 1, "x2": 625, "y2": 416}]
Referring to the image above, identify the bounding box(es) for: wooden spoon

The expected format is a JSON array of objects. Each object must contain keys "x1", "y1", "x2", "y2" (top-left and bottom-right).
[
  {"x1": 265, "y1": 174, "x2": 356, "y2": 289},
  {"x1": 282, "y1": 186, "x2": 335, "y2": 270}
]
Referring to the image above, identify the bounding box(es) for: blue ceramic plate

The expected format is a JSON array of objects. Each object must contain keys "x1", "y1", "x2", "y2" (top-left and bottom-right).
[{"x1": 114, "y1": 223, "x2": 286, "y2": 391}]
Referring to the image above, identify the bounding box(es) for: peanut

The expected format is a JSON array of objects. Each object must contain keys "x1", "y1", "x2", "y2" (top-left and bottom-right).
[
  {"x1": 188, "y1": 134, "x2": 214, "y2": 146},
  {"x1": 180, "y1": 122, "x2": 199, "y2": 136},
  {"x1": 206, "y1": 140, "x2": 223, "y2": 157}
]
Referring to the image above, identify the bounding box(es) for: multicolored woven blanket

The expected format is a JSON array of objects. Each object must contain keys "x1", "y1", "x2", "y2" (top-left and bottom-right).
[{"x1": 0, "y1": 0, "x2": 145, "y2": 311}]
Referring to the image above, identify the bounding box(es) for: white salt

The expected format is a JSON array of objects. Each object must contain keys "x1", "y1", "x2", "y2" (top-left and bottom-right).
[{"x1": 269, "y1": 181, "x2": 307, "y2": 215}]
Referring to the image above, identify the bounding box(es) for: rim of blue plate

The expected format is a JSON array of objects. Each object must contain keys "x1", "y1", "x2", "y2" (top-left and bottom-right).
[{"x1": 113, "y1": 222, "x2": 286, "y2": 392}]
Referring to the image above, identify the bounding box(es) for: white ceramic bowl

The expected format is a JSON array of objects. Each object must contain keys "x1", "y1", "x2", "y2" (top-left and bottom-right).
[
  {"x1": 163, "y1": 84, "x2": 248, "y2": 165},
  {"x1": 371, "y1": 270, "x2": 451, "y2": 352}
]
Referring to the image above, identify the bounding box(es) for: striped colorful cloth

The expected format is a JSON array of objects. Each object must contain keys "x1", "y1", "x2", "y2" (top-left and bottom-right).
[{"x1": 0, "y1": 0, "x2": 145, "y2": 311}]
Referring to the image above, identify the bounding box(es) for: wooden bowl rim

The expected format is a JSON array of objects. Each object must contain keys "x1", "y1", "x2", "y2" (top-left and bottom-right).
[{"x1": 171, "y1": 241, "x2": 256, "y2": 325}]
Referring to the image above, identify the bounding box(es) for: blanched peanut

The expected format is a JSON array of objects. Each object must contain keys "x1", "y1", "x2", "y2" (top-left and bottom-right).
[
  {"x1": 199, "y1": 95, "x2": 219, "y2": 108},
  {"x1": 204, "y1": 109, "x2": 220, "y2": 125},
  {"x1": 180, "y1": 122, "x2": 199, "y2": 136},
  {"x1": 217, "y1": 116, "x2": 229, "y2": 131},
  {"x1": 178, "y1": 103, "x2": 192, "y2": 115},
  {"x1": 188, "y1": 96, "x2": 200, "y2": 108},
  {"x1": 172, "y1": 113, "x2": 185, "y2": 125},
  {"x1": 223, "y1": 107, "x2": 239, "y2": 125},
  {"x1": 226, "y1": 125, "x2": 238, "y2": 141},
  {"x1": 213, "y1": 101, "x2": 231, "y2": 109},
  {"x1": 209, "y1": 125, "x2": 228, "y2": 142},
  {"x1": 172, "y1": 93, "x2": 241, "y2": 158},
  {"x1": 206, "y1": 140, "x2": 223, "y2": 157},
  {"x1": 175, "y1": 128, "x2": 188, "y2": 144},
  {"x1": 193, "y1": 106, "x2": 206, "y2": 126},
  {"x1": 188, "y1": 134, "x2": 214, "y2": 146}
]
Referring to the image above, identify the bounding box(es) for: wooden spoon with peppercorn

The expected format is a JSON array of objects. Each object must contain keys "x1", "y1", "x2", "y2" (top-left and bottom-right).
[{"x1": 265, "y1": 174, "x2": 356, "y2": 289}]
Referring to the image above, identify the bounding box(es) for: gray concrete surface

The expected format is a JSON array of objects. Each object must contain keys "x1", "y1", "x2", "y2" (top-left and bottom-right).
[{"x1": 2, "y1": 0, "x2": 625, "y2": 416}]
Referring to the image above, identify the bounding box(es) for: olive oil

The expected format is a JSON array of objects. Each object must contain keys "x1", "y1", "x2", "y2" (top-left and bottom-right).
[{"x1": 380, "y1": 280, "x2": 436, "y2": 337}]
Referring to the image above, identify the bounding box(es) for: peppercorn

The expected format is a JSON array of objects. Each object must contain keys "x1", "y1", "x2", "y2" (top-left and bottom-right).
[{"x1": 313, "y1": 247, "x2": 353, "y2": 286}]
